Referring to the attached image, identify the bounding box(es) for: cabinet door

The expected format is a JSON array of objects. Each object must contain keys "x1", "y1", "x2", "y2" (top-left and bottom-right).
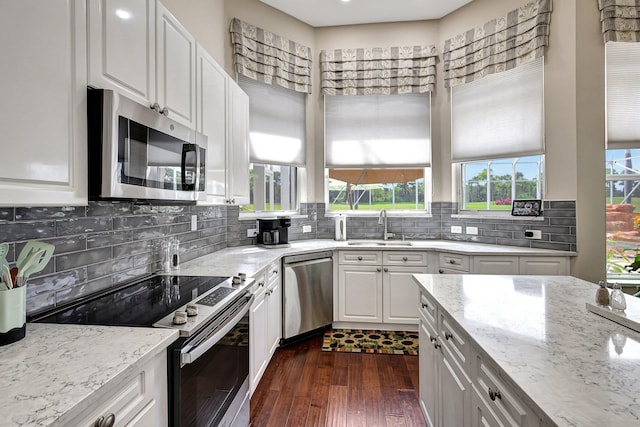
[
  {"x1": 227, "y1": 81, "x2": 251, "y2": 205},
  {"x1": 519, "y1": 256, "x2": 569, "y2": 275},
  {"x1": 419, "y1": 317, "x2": 438, "y2": 427},
  {"x1": 87, "y1": 0, "x2": 156, "y2": 106},
  {"x1": 383, "y1": 266, "x2": 427, "y2": 324},
  {"x1": 337, "y1": 265, "x2": 382, "y2": 323},
  {"x1": 249, "y1": 292, "x2": 268, "y2": 393},
  {"x1": 471, "y1": 385, "x2": 504, "y2": 427},
  {"x1": 473, "y1": 256, "x2": 519, "y2": 275},
  {"x1": 156, "y1": 2, "x2": 196, "y2": 128},
  {"x1": 0, "y1": 0, "x2": 87, "y2": 206},
  {"x1": 266, "y1": 276, "x2": 282, "y2": 357},
  {"x1": 196, "y1": 44, "x2": 227, "y2": 204},
  {"x1": 440, "y1": 344, "x2": 471, "y2": 427}
]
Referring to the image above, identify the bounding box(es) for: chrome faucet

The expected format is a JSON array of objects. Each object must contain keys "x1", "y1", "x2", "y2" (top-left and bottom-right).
[{"x1": 378, "y1": 209, "x2": 394, "y2": 240}]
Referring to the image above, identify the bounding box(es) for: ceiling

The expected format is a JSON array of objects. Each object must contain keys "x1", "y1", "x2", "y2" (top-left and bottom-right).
[{"x1": 258, "y1": 0, "x2": 474, "y2": 27}]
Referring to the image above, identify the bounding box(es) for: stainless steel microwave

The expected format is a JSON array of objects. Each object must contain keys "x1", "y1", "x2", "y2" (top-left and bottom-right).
[{"x1": 87, "y1": 88, "x2": 206, "y2": 202}]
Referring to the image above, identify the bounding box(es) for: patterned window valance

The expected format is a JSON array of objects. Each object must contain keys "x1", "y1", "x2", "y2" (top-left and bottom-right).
[
  {"x1": 319, "y1": 45, "x2": 438, "y2": 96},
  {"x1": 443, "y1": 0, "x2": 552, "y2": 88},
  {"x1": 599, "y1": 0, "x2": 640, "y2": 43},
  {"x1": 230, "y1": 18, "x2": 312, "y2": 94}
]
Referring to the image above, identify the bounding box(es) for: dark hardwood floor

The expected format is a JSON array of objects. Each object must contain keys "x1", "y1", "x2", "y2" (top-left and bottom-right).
[{"x1": 250, "y1": 333, "x2": 426, "y2": 426}]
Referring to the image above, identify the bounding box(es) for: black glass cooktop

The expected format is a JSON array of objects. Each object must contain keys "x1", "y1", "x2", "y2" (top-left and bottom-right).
[{"x1": 31, "y1": 275, "x2": 230, "y2": 327}]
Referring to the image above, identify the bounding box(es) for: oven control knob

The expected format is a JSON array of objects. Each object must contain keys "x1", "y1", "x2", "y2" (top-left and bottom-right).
[
  {"x1": 173, "y1": 310, "x2": 187, "y2": 325},
  {"x1": 186, "y1": 304, "x2": 198, "y2": 317}
]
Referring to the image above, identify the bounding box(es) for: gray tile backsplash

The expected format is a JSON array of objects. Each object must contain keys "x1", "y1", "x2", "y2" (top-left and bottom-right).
[{"x1": 0, "y1": 200, "x2": 576, "y2": 315}]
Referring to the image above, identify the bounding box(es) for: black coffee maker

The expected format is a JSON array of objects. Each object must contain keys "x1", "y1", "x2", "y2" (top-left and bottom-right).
[{"x1": 257, "y1": 217, "x2": 291, "y2": 246}]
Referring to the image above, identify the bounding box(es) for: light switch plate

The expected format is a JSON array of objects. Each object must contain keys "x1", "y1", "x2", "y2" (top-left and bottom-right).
[
  {"x1": 466, "y1": 226, "x2": 478, "y2": 235},
  {"x1": 302, "y1": 225, "x2": 312, "y2": 233},
  {"x1": 191, "y1": 215, "x2": 197, "y2": 231},
  {"x1": 451, "y1": 225, "x2": 462, "y2": 234},
  {"x1": 525, "y1": 229, "x2": 542, "y2": 239}
]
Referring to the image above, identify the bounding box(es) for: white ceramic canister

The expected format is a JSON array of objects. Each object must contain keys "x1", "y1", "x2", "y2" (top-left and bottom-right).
[
  {"x1": 335, "y1": 214, "x2": 347, "y2": 241},
  {"x1": 0, "y1": 286, "x2": 27, "y2": 346}
]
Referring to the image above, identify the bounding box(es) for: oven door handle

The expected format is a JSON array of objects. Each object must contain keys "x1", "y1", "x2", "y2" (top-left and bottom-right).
[{"x1": 180, "y1": 296, "x2": 253, "y2": 366}]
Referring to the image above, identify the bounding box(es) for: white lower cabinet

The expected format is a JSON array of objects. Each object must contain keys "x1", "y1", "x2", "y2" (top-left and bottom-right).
[
  {"x1": 436, "y1": 252, "x2": 569, "y2": 275},
  {"x1": 419, "y1": 288, "x2": 540, "y2": 427},
  {"x1": 519, "y1": 256, "x2": 570, "y2": 275},
  {"x1": 69, "y1": 350, "x2": 168, "y2": 426},
  {"x1": 336, "y1": 251, "x2": 427, "y2": 327},
  {"x1": 472, "y1": 256, "x2": 519, "y2": 275},
  {"x1": 249, "y1": 262, "x2": 281, "y2": 394}
]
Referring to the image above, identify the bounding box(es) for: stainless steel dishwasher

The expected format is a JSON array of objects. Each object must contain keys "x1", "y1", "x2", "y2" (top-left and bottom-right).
[{"x1": 282, "y1": 250, "x2": 334, "y2": 340}]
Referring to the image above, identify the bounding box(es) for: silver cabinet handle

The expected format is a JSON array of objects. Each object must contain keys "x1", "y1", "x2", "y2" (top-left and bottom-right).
[
  {"x1": 445, "y1": 332, "x2": 453, "y2": 340},
  {"x1": 449, "y1": 259, "x2": 456, "y2": 264},
  {"x1": 383, "y1": 267, "x2": 389, "y2": 272},
  {"x1": 488, "y1": 387, "x2": 502, "y2": 401},
  {"x1": 438, "y1": 269, "x2": 444, "y2": 274},
  {"x1": 433, "y1": 340, "x2": 441, "y2": 349},
  {"x1": 94, "y1": 414, "x2": 115, "y2": 427},
  {"x1": 357, "y1": 256, "x2": 363, "y2": 261},
  {"x1": 258, "y1": 281, "x2": 265, "y2": 287},
  {"x1": 150, "y1": 102, "x2": 160, "y2": 112},
  {"x1": 376, "y1": 267, "x2": 382, "y2": 272},
  {"x1": 161, "y1": 106, "x2": 169, "y2": 116},
  {"x1": 429, "y1": 335, "x2": 435, "y2": 343},
  {"x1": 231, "y1": 198, "x2": 235, "y2": 204},
  {"x1": 421, "y1": 302, "x2": 428, "y2": 309},
  {"x1": 266, "y1": 289, "x2": 272, "y2": 296},
  {"x1": 403, "y1": 256, "x2": 408, "y2": 261},
  {"x1": 271, "y1": 269, "x2": 278, "y2": 276}
]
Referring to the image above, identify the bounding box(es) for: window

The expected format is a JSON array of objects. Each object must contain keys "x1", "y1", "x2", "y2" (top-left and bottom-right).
[
  {"x1": 451, "y1": 58, "x2": 545, "y2": 211},
  {"x1": 460, "y1": 156, "x2": 544, "y2": 211},
  {"x1": 605, "y1": 42, "x2": 640, "y2": 281},
  {"x1": 243, "y1": 164, "x2": 297, "y2": 213},
  {"x1": 238, "y1": 76, "x2": 305, "y2": 214},
  {"x1": 324, "y1": 93, "x2": 431, "y2": 213}
]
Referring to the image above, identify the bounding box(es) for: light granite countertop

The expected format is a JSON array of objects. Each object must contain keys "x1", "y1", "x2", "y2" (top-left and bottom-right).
[
  {"x1": 178, "y1": 239, "x2": 574, "y2": 277},
  {"x1": 0, "y1": 324, "x2": 178, "y2": 427},
  {"x1": 413, "y1": 274, "x2": 640, "y2": 426}
]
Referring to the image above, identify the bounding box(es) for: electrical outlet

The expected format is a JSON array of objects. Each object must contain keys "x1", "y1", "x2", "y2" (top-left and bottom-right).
[
  {"x1": 247, "y1": 228, "x2": 258, "y2": 238},
  {"x1": 466, "y1": 226, "x2": 478, "y2": 235},
  {"x1": 302, "y1": 225, "x2": 312, "y2": 233},
  {"x1": 451, "y1": 225, "x2": 462, "y2": 234},
  {"x1": 191, "y1": 215, "x2": 197, "y2": 231},
  {"x1": 524, "y1": 229, "x2": 542, "y2": 239}
]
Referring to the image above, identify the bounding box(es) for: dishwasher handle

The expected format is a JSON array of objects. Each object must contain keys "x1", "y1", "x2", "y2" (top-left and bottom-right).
[
  {"x1": 284, "y1": 257, "x2": 332, "y2": 269},
  {"x1": 283, "y1": 251, "x2": 334, "y2": 265}
]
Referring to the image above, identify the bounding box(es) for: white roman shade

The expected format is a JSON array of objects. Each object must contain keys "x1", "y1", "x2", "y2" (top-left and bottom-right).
[
  {"x1": 451, "y1": 57, "x2": 544, "y2": 162},
  {"x1": 605, "y1": 42, "x2": 640, "y2": 148},
  {"x1": 325, "y1": 93, "x2": 431, "y2": 168},
  {"x1": 239, "y1": 76, "x2": 306, "y2": 166}
]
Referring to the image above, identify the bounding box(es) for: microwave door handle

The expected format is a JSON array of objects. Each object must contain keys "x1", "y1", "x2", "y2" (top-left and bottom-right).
[
  {"x1": 181, "y1": 144, "x2": 197, "y2": 191},
  {"x1": 194, "y1": 144, "x2": 201, "y2": 198}
]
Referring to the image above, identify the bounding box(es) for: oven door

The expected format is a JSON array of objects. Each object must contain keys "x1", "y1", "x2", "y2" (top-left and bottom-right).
[{"x1": 170, "y1": 294, "x2": 252, "y2": 427}]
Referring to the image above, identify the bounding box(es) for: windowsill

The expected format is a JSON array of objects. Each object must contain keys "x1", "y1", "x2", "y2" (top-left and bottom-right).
[
  {"x1": 452, "y1": 212, "x2": 546, "y2": 221},
  {"x1": 325, "y1": 211, "x2": 432, "y2": 218},
  {"x1": 239, "y1": 211, "x2": 307, "y2": 221}
]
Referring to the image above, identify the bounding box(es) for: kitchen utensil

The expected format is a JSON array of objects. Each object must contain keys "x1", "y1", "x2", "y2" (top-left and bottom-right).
[
  {"x1": 0, "y1": 242, "x2": 8, "y2": 261},
  {"x1": 9, "y1": 268, "x2": 17, "y2": 287},
  {"x1": 2, "y1": 264, "x2": 13, "y2": 290},
  {"x1": 16, "y1": 241, "x2": 54, "y2": 271},
  {"x1": 17, "y1": 249, "x2": 49, "y2": 287}
]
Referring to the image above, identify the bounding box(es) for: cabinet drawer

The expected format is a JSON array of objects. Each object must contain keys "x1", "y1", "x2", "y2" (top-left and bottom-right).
[
  {"x1": 439, "y1": 253, "x2": 470, "y2": 272},
  {"x1": 419, "y1": 292, "x2": 437, "y2": 331},
  {"x1": 383, "y1": 251, "x2": 428, "y2": 266},
  {"x1": 439, "y1": 312, "x2": 470, "y2": 371},
  {"x1": 519, "y1": 256, "x2": 569, "y2": 275},
  {"x1": 338, "y1": 250, "x2": 382, "y2": 265},
  {"x1": 473, "y1": 256, "x2": 519, "y2": 275},
  {"x1": 474, "y1": 355, "x2": 535, "y2": 427}
]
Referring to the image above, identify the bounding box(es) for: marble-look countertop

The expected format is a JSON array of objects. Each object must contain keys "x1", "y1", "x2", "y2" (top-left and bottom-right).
[
  {"x1": 178, "y1": 239, "x2": 573, "y2": 277},
  {"x1": 0, "y1": 324, "x2": 178, "y2": 427},
  {"x1": 413, "y1": 274, "x2": 640, "y2": 426}
]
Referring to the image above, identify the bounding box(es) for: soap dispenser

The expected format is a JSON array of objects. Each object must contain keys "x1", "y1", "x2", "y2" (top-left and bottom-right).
[{"x1": 610, "y1": 282, "x2": 627, "y2": 312}]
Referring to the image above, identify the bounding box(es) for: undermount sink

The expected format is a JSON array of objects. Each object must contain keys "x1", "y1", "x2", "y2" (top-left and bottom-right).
[{"x1": 347, "y1": 240, "x2": 413, "y2": 246}]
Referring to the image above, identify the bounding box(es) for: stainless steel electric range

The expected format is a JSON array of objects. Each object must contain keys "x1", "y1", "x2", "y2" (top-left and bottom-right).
[{"x1": 32, "y1": 274, "x2": 254, "y2": 427}]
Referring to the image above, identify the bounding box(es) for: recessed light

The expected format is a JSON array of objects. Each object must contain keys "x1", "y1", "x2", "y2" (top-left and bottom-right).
[
  {"x1": 341, "y1": 0, "x2": 351, "y2": 3},
  {"x1": 115, "y1": 9, "x2": 132, "y2": 20}
]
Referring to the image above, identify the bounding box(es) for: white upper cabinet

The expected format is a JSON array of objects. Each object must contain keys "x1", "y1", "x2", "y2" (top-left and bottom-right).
[
  {"x1": 0, "y1": 0, "x2": 87, "y2": 206},
  {"x1": 227, "y1": 81, "x2": 251, "y2": 205},
  {"x1": 87, "y1": 0, "x2": 156, "y2": 107},
  {"x1": 88, "y1": 0, "x2": 196, "y2": 128},
  {"x1": 156, "y1": 2, "x2": 196, "y2": 128},
  {"x1": 196, "y1": 45, "x2": 228, "y2": 204}
]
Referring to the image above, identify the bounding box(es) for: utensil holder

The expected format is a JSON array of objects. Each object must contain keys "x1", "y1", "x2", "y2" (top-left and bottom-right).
[{"x1": 0, "y1": 285, "x2": 26, "y2": 346}]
